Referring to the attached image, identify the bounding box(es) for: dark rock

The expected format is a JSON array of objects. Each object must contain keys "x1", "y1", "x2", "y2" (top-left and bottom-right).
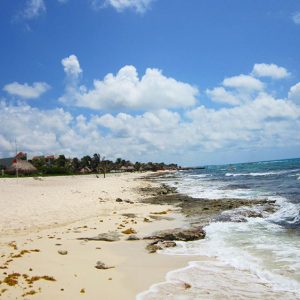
[
  {"x1": 160, "y1": 241, "x2": 177, "y2": 248},
  {"x1": 78, "y1": 231, "x2": 121, "y2": 242},
  {"x1": 116, "y1": 198, "x2": 123, "y2": 202},
  {"x1": 214, "y1": 214, "x2": 247, "y2": 223},
  {"x1": 58, "y1": 250, "x2": 68, "y2": 255},
  {"x1": 95, "y1": 261, "x2": 114, "y2": 270},
  {"x1": 127, "y1": 235, "x2": 140, "y2": 241},
  {"x1": 139, "y1": 184, "x2": 176, "y2": 197},
  {"x1": 122, "y1": 213, "x2": 136, "y2": 218},
  {"x1": 183, "y1": 282, "x2": 192, "y2": 289},
  {"x1": 262, "y1": 204, "x2": 277, "y2": 214},
  {"x1": 145, "y1": 227, "x2": 205, "y2": 241},
  {"x1": 214, "y1": 208, "x2": 265, "y2": 223},
  {"x1": 244, "y1": 211, "x2": 263, "y2": 218},
  {"x1": 146, "y1": 240, "x2": 177, "y2": 253},
  {"x1": 141, "y1": 193, "x2": 277, "y2": 227}
]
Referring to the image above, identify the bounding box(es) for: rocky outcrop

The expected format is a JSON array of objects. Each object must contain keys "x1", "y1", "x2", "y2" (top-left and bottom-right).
[
  {"x1": 139, "y1": 184, "x2": 177, "y2": 197},
  {"x1": 141, "y1": 193, "x2": 277, "y2": 226},
  {"x1": 78, "y1": 231, "x2": 121, "y2": 242},
  {"x1": 146, "y1": 240, "x2": 177, "y2": 253},
  {"x1": 145, "y1": 227, "x2": 205, "y2": 241}
]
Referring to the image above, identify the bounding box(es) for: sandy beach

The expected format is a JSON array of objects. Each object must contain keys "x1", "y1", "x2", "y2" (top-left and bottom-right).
[{"x1": 0, "y1": 173, "x2": 196, "y2": 299}]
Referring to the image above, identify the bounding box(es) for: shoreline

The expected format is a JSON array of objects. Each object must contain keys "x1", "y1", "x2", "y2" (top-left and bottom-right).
[
  {"x1": 1, "y1": 171, "x2": 294, "y2": 299},
  {"x1": 140, "y1": 172, "x2": 300, "y2": 300},
  {"x1": 0, "y1": 172, "x2": 199, "y2": 299}
]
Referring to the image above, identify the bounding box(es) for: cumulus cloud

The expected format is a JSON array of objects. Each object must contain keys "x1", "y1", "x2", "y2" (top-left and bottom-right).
[
  {"x1": 206, "y1": 67, "x2": 267, "y2": 106},
  {"x1": 0, "y1": 101, "x2": 72, "y2": 156},
  {"x1": 3, "y1": 82, "x2": 50, "y2": 99},
  {"x1": 2, "y1": 61, "x2": 300, "y2": 163},
  {"x1": 206, "y1": 87, "x2": 240, "y2": 106},
  {"x1": 21, "y1": 0, "x2": 46, "y2": 19},
  {"x1": 251, "y1": 63, "x2": 290, "y2": 79},
  {"x1": 292, "y1": 12, "x2": 300, "y2": 25},
  {"x1": 61, "y1": 55, "x2": 82, "y2": 78},
  {"x1": 223, "y1": 74, "x2": 264, "y2": 91},
  {"x1": 288, "y1": 82, "x2": 300, "y2": 103},
  {"x1": 1, "y1": 88, "x2": 300, "y2": 162},
  {"x1": 60, "y1": 63, "x2": 199, "y2": 110},
  {"x1": 186, "y1": 93, "x2": 300, "y2": 151}
]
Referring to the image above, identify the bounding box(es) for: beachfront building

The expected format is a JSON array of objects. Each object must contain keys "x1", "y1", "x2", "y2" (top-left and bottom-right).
[{"x1": 0, "y1": 152, "x2": 37, "y2": 175}]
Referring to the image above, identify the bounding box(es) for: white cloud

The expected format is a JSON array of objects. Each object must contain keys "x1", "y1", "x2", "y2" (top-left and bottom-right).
[
  {"x1": 288, "y1": 82, "x2": 300, "y2": 103},
  {"x1": 90, "y1": 0, "x2": 153, "y2": 13},
  {"x1": 223, "y1": 74, "x2": 264, "y2": 91},
  {"x1": 107, "y1": 0, "x2": 153, "y2": 13},
  {"x1": 186, "y1": 93, "x2": 300, "y2": 151},
  {"x1": 61, "y1": 55, "x2": 82, "y2": 78},
  {"x1": 60, "y1": 63, "x2": 199, "y2": 110},
  {"x1": 251, "y1": 63, "x2": 290, "y2": 79},
  {"x1": 1, "y1": 88, "x2": 299, "y2": 163},
  {"x1": 3, "y1": 61, "x2": 300, "y2": 164},
  {"x1": 292, "y1": 12, "x2": 300, "y2": 25},
  {"x1": 0, "y1": 101, "x2": 74, "y2": 157},
  {"x1": 21, "y1": 0, "x2": 46, "y2": 19},
  {"x1": 3, "y1": 82, "x2": 50, "y2": 99},
  {"x1": 206, "y1": 87, "x2": 240, "y2": 106}
]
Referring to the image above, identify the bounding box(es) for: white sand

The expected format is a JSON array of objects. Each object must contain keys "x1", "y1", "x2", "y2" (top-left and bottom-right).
[
  {"x1": 0, "y1": 173, "x2": 196, "y2": 299},
  {"x1": 0, "y1": 173, "x2": 147, "y2": 235}
]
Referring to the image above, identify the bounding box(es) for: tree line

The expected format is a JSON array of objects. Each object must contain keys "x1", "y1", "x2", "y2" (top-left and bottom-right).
[{"x1": 30, "y1": 154, "x2": 179, "y2": 176}]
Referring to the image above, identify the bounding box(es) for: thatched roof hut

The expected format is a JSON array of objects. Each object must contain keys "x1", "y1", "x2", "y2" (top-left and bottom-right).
[
  {"x1": 120, "y1": 165, "x2": 135, "y2": 172},
  {"x1": 79, "y1": 167, "x2": 92, "y2": 174},
  {"x1": 6, "y1": 159, "x2": 37, "y2": 175}
]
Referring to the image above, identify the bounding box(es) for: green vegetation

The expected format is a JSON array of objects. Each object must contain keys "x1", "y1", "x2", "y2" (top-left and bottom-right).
[{"x1": 27, "y1": 153, "x2": 178, "y2": 176}]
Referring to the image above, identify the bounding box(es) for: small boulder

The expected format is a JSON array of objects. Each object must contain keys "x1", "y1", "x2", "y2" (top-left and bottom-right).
[
  {"x1": 116, "y1": 198, "x2": 123, "y2": 202},
  {"x1": 95, "y1": 261, "x2": 114, "y2": 270},
  {"x1": 146, "y1": 241, "x2": 161, "y2": 253},
  {"x1": 58, "y1": 250, "x2": 68, "y2": 255},
  {"x1": 127, "y1": 235, "x2": 140, "y2": 241},
  {"x1": 146, "y1": 240, "x2": 176, "y2": 253}
]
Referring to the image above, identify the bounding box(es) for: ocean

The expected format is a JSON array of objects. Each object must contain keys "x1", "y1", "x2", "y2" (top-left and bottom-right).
[{"x1": 138, "y1": 158, "x2": 300, "y2": 299}]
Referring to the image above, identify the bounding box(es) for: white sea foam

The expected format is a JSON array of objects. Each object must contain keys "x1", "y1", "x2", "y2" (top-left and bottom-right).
[
  {"x1": 141, "y1": 183, "x2": 300, "y2": 298},
  {"x1": 267, "y1": 196, "x2": 300, "y2": 227},
  {"x1": 188, "y1": 174, "x2": 211, "y2": 178},
  {"x1": 173, "y1": 180, "x2": 264, "y2": 200},
  {"x1": 148, "y1": 165, "x2": 300, "y2": 299},
  {"x1": 137, "y1": 257, "x2": 300, "y2": 300},
  {"x1": 144, "y1": 217, "x2": 300, "y2": 299},
  {"x1": 225, "y1": 169, "x2": 300, "y2": 177}
]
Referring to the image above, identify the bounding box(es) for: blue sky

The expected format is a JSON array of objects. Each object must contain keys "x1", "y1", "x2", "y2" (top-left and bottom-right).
[{"x1": 0, "y1": 0, "x2": 300, "y2": 165}]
